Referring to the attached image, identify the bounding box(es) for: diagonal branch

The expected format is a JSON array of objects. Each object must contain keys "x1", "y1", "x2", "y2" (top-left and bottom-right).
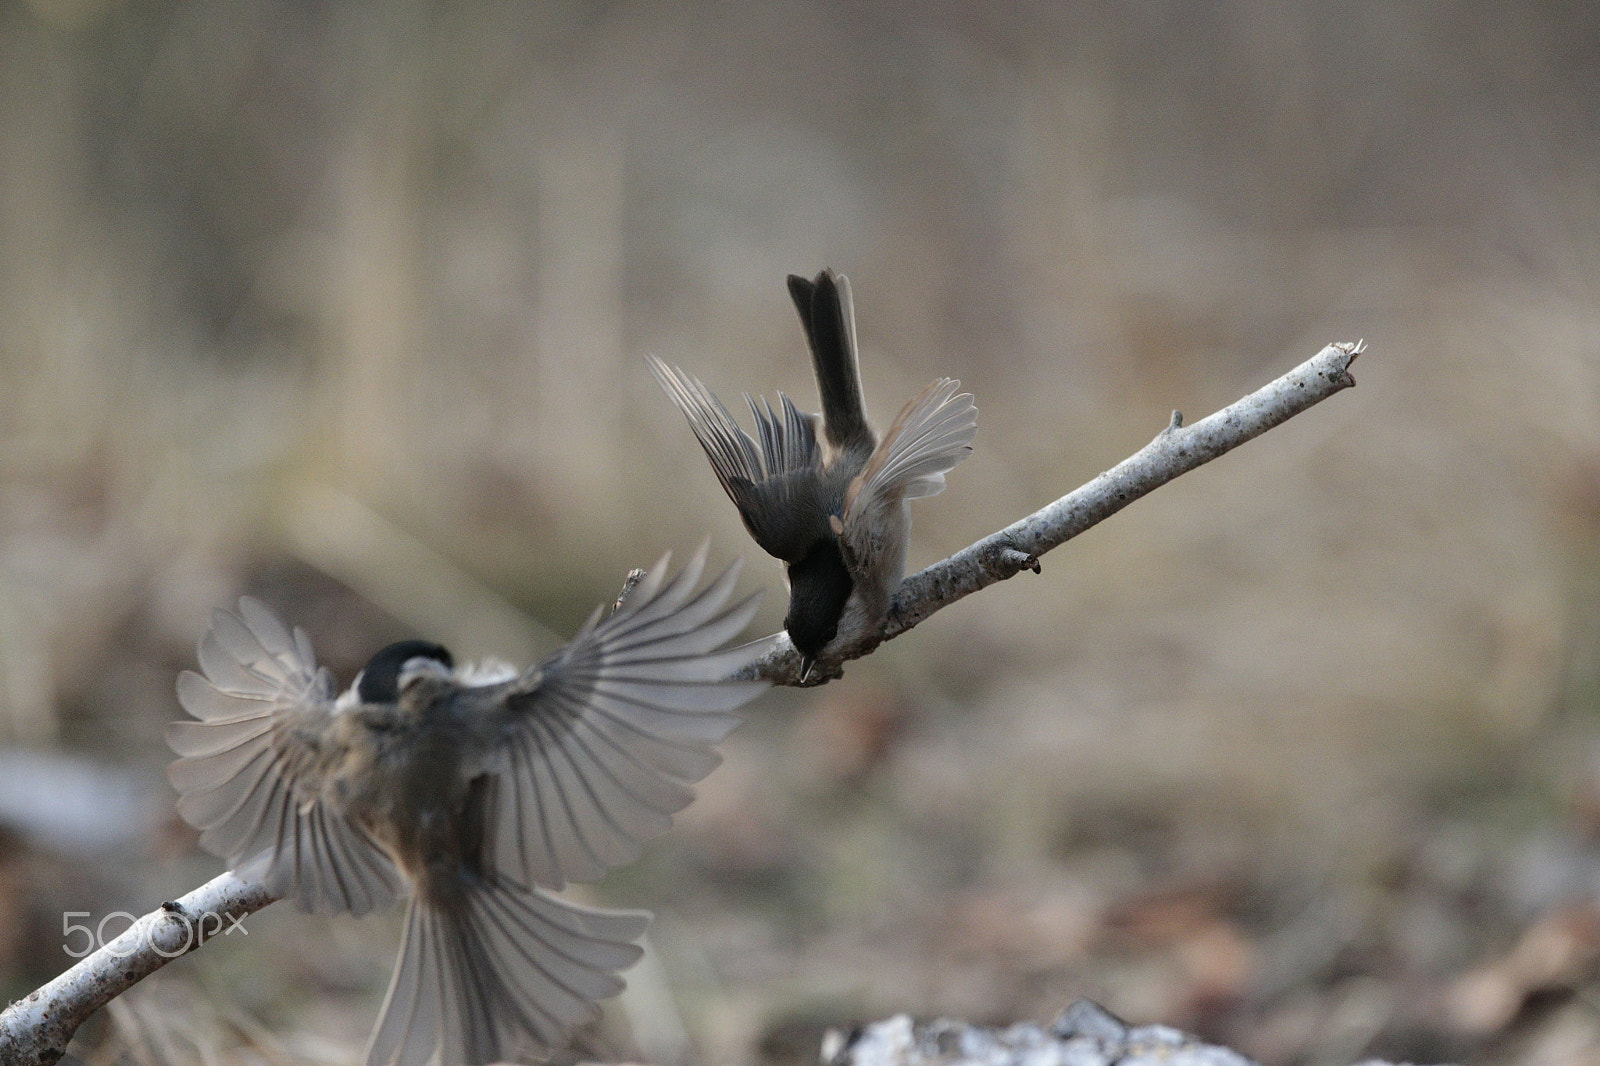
[
  {"x1": 740, "y1": 340, "x2": 1364, "y2": 684},
  {"x1": 0, "y1": 872, "x2": 274, "y2": 1065},
  {"x1": 0, "y1": 341, "x2": 1361, "y2": 1062}
]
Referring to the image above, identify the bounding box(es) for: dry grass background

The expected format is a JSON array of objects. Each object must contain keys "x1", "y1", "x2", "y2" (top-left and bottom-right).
[{"x1": 3, "y1": 2, "x2": 1600, "y2": 1064}]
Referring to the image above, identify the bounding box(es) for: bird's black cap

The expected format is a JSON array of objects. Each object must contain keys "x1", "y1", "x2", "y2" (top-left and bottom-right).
[{"x1": 357, "y1": 639, "x2": 454, "y2": 704}]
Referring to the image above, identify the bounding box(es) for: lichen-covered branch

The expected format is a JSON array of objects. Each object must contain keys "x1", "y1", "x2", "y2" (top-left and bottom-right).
[
  {"x1": 824, "y1": 1001, "x2": 1416, "y2": 1066},
  {"x1": 0, "y1": 872, "x2": 275, "y2": 1066},
  {"x1": 742, "y1": 341, "x2": 1363, "y2": 684},
  {"x1": 824, "y1": 1000, "x2": 1262, "y2": 1066}
]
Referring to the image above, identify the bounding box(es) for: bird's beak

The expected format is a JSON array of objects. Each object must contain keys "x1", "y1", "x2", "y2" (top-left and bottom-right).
[{"x1": 799, "y1": 656, "x2": 815, "y2": 684}]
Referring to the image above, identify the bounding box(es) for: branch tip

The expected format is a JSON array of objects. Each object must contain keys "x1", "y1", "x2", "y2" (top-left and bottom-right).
[
  {"x1": 1329, "y1": 339, "x2": 1364, "y2": 382},
  {"x1": 611, "y1": 568, "x2": 647, "y2": 615}
]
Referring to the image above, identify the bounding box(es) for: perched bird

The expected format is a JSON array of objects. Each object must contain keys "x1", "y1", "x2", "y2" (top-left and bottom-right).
[
  {"x1": 166, "y1": 547, "x2": 768, "y2": 1066},
  {"x1": 649, "y1": 269, "x2": 977, "y2": 679}
]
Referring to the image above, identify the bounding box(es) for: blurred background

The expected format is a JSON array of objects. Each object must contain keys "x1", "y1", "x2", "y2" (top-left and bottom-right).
[{"x1": 2, "y1": 1, "x2": 1600, "y2": 1064}]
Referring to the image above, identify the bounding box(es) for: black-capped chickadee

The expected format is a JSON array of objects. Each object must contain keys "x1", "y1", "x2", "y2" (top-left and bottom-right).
[
  {"x1": 166, "y1": 547, "x2": 768, "y2": 1066},
  {"x1": 649, "y1": 269, "x2": 977, "y2": 680}
]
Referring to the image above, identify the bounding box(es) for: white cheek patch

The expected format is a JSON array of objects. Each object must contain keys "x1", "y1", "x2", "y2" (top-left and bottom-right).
[
  {"x1": 399, "y1": 657, "x2": 454, "y2": 689},
  {"x1": 334, "y1": 677, "x2": 364, "y2": 713},
  {"x1": 456, "y1": 658, "x2": 518, "y2": 686}
]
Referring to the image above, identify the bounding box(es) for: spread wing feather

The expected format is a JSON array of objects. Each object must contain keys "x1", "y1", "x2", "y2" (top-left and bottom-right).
[
  {"x1": 166, "y1": 598, "x2": 403, "y2": 916},
  {"x1": 481, "y1": 543, "x2": 771, "y2": 889},
  {"x1": 647, "y1": 355, "x2": 829, "y2": 560},
  {"x1": 843, "y1": 378, "x2": 977, "y2": 519}
]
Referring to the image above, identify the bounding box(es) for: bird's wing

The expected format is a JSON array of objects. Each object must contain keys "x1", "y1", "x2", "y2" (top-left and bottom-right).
[
  {"x1": 166, "y1": 598, "x2": 403, "y2": 916},
  {"x1": 842, "y1": 378, "x2": 978, "y2": 521},
  {"x1": 476, "y1": 544, "x2": 771, "y2": 889},
  {"x1": 647, "y1": 355, "x2": 830, "y2": 561}
]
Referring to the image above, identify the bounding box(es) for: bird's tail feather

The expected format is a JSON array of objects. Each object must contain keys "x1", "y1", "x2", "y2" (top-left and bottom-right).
[
  {"x1": 788, "y1": 270, "x2": 871, "y2": 451},
  {"x1": 366, "y1": 878, "x2": 647, "y2": 1066}
]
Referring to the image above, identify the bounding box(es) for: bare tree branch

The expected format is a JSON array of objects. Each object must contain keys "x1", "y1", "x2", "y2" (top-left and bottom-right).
[
  {"x1": 741, "y1": 340, "x2": 1364, "y2": 684},
  {"x1": 0, "y1": 872, "x2": 274, "y2": 1065},
  {"x1": 0, "y1": 341, "x2": 1360, "y2": 1062}
]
